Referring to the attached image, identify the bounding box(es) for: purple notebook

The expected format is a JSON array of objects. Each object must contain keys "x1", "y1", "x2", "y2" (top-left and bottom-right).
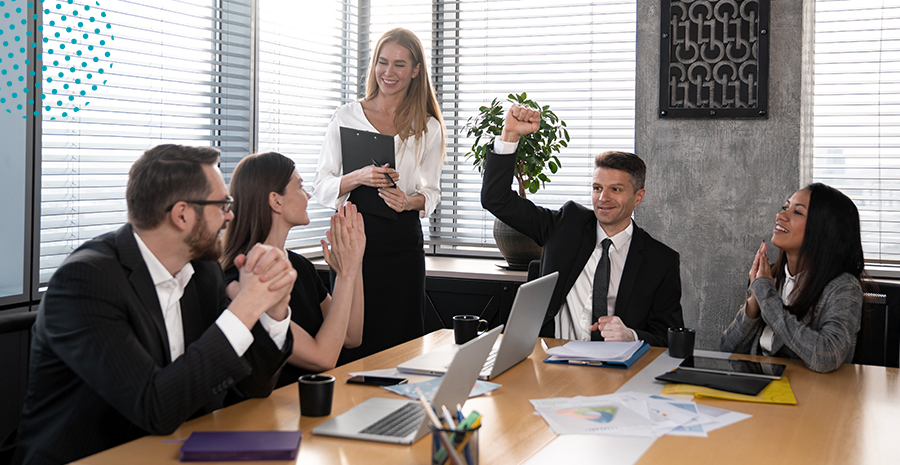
[{"x1": 179, "y1": 431, "x2": 302, "y2": 462}]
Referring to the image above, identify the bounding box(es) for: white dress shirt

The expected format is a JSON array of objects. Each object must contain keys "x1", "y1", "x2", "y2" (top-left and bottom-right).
[
  {"x1": 312, "y1": 101, "x2": 444, "y2": 217},
  {"x1": 760, "y1": 264, "x2": 797, "y2": 353},
  {"x1": 491, "y1": 138, "x2": 638, "y2": 342},
  {"x1": 133, "y1": 233, "x2": 290, "y2": 361},
  {"x1": 555, "y1": 222, "x2": 635, "y2": 341}
]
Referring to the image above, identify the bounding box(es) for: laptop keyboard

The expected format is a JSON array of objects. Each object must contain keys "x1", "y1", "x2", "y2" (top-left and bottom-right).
[
  {"x1": 360, "y1": 402, "x2": 425, "y2": 438},
  {"x1": 480, "y1": 349, "x2": 498, "y2": 376}
]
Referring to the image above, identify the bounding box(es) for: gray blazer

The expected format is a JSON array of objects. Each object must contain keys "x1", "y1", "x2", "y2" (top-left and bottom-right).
[{"x1": 720, "y1": 273, "x2": 862, "y2": 373}]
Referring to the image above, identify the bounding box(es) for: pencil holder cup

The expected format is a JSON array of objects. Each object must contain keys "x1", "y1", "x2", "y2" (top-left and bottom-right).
[{"x1": 430, "y1": 422, "x2": 480, "y2": 465}]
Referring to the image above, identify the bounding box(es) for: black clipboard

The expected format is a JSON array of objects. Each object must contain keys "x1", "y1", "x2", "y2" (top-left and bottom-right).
[{"x1": 339, "y1": 126, "x2": 397, "y2": 220}]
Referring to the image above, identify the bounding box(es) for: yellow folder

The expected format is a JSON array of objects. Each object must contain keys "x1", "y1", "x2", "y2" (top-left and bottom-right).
[{"x1": 661, "y1": 376, "x2": 797, "y2": 405}]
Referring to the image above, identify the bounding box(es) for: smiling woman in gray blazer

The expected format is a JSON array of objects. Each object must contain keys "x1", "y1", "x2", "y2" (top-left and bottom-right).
[{"x1": 721, "y1": 183, "x2": 865, "y2": 373}]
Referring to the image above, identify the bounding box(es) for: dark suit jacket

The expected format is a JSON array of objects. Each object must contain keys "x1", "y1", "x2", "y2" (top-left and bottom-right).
[
  {"x1": 13, "y1": 224, "x2": 292, "y2": 465},
  {"x1": 481, "y1": 145, "x2": 683, "y2": 346}
]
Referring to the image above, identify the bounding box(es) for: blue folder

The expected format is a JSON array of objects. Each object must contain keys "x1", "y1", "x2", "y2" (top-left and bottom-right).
[{"x1": 542, "y1": 341, "x2": 650, "y2": 369}]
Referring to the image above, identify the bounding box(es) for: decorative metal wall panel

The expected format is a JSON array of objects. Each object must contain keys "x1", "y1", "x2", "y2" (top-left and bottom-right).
[{"x1": 660, "y1": 0, "x2": 769, "y2": 118}]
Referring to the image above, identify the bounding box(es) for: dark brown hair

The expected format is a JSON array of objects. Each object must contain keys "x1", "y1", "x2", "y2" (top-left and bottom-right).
[
  {"x1": 126, "y1": 145, "x2": 220, "y2": 229},
  {"x1": 220, "y1": 152, "x2": 295, "y2": 270},
  {"x1": 594, "y1": 151, "x2": 646, "y2": 191}
]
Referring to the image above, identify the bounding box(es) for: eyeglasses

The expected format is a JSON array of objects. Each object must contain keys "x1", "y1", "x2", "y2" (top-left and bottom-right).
[{"x1": 165, "y1": 196, "x2": 234, "y2": 213}]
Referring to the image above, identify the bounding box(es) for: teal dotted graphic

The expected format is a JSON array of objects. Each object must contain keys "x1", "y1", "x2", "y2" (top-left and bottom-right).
[{"x1": 0, "y1": 0, "x2": 113, "y2": 118}]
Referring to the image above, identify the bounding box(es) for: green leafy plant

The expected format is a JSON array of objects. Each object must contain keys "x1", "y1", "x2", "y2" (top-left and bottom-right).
[{"x1": 465, "y1": 92, "x2": 569, "y2": 198}]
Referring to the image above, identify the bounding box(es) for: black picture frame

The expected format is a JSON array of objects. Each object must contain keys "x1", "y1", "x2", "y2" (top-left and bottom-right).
[{"x1": 659, "y1": 0, "x2": 770, "y2": 118}]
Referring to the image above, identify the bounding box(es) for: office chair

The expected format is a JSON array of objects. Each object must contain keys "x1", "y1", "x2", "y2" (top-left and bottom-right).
[
  {"x1": 0, "y1": 311, "x2": 36, "y2": 334},
  {"x1": 0, "y1": 311, "x2": 37, "y2": 465},
  {"x1": 853, "y1": 293, "x2": 889, "y2": 367},
  {"x1": 527, "y1": 260, "x2": 541, "y2": 282}
]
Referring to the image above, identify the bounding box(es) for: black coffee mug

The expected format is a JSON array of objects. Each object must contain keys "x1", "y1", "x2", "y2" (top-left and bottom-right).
[
  {"x1": 298, "y1": 374, "x2": 335, "y2": 417},
  {"x1": 667, "y1": 327, "x2": 695, "y2": 358},
  {"x1": 453, "y1": 315, "x2": 488, "y2": 345}
]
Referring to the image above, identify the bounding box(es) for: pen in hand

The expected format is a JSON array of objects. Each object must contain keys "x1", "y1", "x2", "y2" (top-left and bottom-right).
[{"x1": 372, "y1": 159, "x2": 398, "y2": 187}]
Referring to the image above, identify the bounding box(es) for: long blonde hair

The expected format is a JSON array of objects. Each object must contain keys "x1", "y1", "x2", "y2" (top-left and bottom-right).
[{"x1": 364, "y1": 28, "x2": 446, "y2": 163}]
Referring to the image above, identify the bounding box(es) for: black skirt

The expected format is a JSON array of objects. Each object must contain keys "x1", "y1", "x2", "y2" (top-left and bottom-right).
[{"x1": 336, "y1": 210, "x2": 425, "y2": 364}]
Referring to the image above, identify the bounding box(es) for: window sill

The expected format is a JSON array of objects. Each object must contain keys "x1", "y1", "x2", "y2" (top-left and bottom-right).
[{"x1": 311, "y1": 256, "x2": 527, "y2": 283}]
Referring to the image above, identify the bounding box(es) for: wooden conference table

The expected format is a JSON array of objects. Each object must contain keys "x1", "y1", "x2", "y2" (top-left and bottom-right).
[{"x1": 76, "y1": 330, "x2": 899, "y2": 465}]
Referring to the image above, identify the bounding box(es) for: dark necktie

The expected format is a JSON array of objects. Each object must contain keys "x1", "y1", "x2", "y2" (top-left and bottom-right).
[{"x1": 591, "y1": 238, "x2": 612, "y2": 341}]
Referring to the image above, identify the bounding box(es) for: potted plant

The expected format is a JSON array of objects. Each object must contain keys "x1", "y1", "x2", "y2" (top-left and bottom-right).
[{"x1": 465, "y1": 92, "x2": 570, "y2": 269}]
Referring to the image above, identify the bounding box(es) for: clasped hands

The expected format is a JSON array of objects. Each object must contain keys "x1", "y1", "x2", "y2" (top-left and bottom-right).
[
  {"x1": 745, "y1": 241, "x2": 774, "y2": 319},
  {"x1": 230, "y1": 243, "x2": 297, "y2": 329}
]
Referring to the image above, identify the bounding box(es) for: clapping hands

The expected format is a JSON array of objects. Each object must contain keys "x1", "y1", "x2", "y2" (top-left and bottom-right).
[{"x1": 322, "y1": 202, "x2": 366, "y2": 278}]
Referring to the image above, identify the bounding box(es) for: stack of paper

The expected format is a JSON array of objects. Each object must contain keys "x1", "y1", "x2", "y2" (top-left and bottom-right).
[
  {"x1": 530, "y1": 392, "x2": 750, "y2": 438},
  {"x1": 545, "y1": 341, "x2": 644, "y2": 361},
  {"x1": 543, "y1": 340, "x2": 649, "y2": 368}
]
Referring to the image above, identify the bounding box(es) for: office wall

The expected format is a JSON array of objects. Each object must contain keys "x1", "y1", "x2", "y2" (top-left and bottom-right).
[{"x1": 634, "y1": 1, "x2": 813, "y2": 350}]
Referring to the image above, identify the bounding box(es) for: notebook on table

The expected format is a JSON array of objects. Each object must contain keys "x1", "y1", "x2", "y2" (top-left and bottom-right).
[
  {"x1": 397, "y1": 272, "x2": 558, "y2": 380},
  {"x1": 312, "y1": 325, "x2": 503, "y2": 445},
  {"x1": 178, "y1": 431, "x2": 302, "y2": 462}
]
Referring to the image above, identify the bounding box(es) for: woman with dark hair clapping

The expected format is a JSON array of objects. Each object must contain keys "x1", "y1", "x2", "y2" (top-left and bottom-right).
[
  {"x1": 222, "y1": 152, "x2": 365, "y2": 387},
  {"x1": 721, "y1": 183, "x2": 865, "y2": 373}
]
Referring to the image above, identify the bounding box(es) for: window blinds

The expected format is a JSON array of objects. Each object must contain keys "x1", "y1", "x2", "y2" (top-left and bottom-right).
[
  {"x1": 38, "y1": 0, "x2": 637, "y2": 282},
  {"x1": 39, "y1": 0, "x2": 252, "y2": 283},
  {"x1": 814, "y1": 0, "x2": 900, "y2": 264},
  {"x1": 256, "y1": 0, "x2": 360, "y2": 254}
]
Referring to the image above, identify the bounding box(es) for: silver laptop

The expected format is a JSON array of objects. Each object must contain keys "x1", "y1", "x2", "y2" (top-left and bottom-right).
[
  {"x1": 396, "y1": 272, "x2": 558, "y2": 380},
  {"x1": 312, "y1": 325, "x2": 502, "y2": 445}
]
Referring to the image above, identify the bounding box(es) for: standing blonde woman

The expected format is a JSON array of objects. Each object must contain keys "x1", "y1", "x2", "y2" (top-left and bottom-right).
[{"x1": 314, "y1": 28, "x2": 446, "y2": 360}]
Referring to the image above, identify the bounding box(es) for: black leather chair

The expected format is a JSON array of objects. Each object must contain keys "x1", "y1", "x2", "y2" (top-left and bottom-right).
[
  {"x1": 0, "y1": 311, "x2": 37, "y2": 465},
  {"x1": 853, "y1": 292, "x2": 893, "y2": 367},
  {"x1": 527, "y1": 260, "x2": 541, "y2": 282}
]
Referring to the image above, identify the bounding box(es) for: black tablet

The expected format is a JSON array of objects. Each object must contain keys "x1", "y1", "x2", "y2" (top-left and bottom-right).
[{"x1": 679, "y1": 356, "x2": 786, "y2": 380}]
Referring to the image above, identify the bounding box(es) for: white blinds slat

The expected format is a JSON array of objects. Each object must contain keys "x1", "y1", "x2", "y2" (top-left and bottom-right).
[
  {"x1": 39, "y1": 0, "x2": 252, "y2": 283},
  {"x1": 814, "y1": 0, "x2": 900, "y2": 264}
]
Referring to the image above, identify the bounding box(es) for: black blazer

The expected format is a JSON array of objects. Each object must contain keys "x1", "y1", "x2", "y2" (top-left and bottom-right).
[
  {"x1": 14, "y1": 224, "x2": 292, "y2": 465},
  {"x1": 481, "y1": 145, "x2": 683, "y2": 346}
]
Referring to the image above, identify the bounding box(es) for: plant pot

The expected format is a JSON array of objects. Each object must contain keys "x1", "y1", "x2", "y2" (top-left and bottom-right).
[{"x1": 493, "y1": 218, "x2": 542, "y2": 271}]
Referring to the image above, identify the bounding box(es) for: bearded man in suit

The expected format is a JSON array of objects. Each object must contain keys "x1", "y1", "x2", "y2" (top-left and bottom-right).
[
  {"x1": 481, "y1": 105, "x2": 683, "y2": 345},
  {"x1": 14, "y1": 145, "x2": 300, "y2": 465}
]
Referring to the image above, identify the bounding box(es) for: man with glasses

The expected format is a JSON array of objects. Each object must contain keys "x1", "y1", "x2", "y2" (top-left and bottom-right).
[{"x1": 13, "y1": 145, "x2": 297, "y2": 465}]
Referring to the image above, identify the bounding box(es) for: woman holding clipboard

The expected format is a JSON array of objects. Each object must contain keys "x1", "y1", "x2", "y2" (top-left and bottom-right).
[{"x1": 313, "y1": 28, "x2": 446, "y2": 360}]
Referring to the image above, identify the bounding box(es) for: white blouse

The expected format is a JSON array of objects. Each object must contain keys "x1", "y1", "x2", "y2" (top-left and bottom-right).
[{"x1": 312, "y1": 101, "x2": 444, "y2": 218}]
